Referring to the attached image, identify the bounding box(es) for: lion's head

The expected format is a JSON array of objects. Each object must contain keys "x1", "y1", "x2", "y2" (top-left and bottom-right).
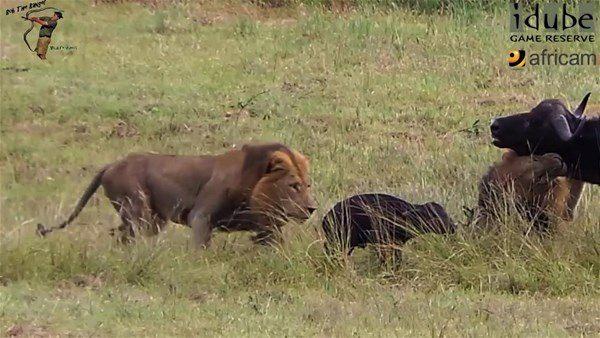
[
  {"x1": 249, "y1": 149, "x2": 317, "y2": 224},
  {"x1": 487, "y1": 150, "x2": 566, "y2": 199},
  {"x1": 478, "y1": 149, "x2": 567, "y2": 227}
]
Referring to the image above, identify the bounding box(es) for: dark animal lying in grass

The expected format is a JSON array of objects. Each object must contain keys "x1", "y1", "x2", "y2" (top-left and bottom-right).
[
  {"x1": 37, "y1": 143, "x2": 317, "y2": 248},
  {"x1": 477, "y1": 150, "x2": 584, "y2": 231},
  {"x1": 322, "y1": 193, "x2": 456, "y2": 257},
  {"x1": 490, "y1": 92, "x2": 599, "y2": 184}
]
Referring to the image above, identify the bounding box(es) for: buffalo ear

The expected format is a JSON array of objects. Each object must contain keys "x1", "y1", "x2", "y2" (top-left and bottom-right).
[
  {"x1": 550, "y1": 115, "x2": 574, "y2": 142},
  {"x1": 572, "y1": 92, "x2": 591, "y2": 117},
  {"x1": 501, "y1": 149, "x2": 519, "y2": 162},
  {"x1": 267, "y1": 151, "x2": 291, "y2": 173}
]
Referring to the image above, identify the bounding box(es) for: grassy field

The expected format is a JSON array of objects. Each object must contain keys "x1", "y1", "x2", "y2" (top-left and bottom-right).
[{"x1": 1, "y1": 0, "x2": 599, "y2": 336}]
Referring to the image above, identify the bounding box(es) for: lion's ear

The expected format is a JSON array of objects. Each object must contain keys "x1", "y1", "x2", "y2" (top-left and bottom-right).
[
  {"x1": 267, "y1": 151, "x2": 292, "y2": 173},
  {"x1": 501, "y1": 149, "x2": 518, "y2": 162},
  {"x1": 292, "y1": 150, "x2": 308, "y2": 162},
  {"x1": 292, "y1": 150, "x2": 309, "y2": 172}
]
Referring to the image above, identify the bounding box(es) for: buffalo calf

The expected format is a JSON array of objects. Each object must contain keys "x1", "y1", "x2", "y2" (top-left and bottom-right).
[{"x1": 322, "y1": 193, "x2": 456, "y2": 257}]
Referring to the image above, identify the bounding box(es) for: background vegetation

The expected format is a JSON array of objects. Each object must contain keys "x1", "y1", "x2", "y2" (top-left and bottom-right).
[{"x1": 1, "y1": 0, "x2": 599, "y2": 335}]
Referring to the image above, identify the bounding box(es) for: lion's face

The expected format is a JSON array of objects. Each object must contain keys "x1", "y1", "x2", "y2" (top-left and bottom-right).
[
  {"x1": 481, "y1": 150, "x2": 567, "y2": 208},
  {"x1": 499, "y1": 150, "x2": 566, "y2": 195},
  {"x1": 250, "y1": 150, "x2": 317, "y2": 224}
]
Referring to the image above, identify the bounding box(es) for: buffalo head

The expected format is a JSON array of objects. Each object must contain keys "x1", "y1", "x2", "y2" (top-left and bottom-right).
[{"x1": 490, "y1": 93, "x2": 590, "y2": 155}]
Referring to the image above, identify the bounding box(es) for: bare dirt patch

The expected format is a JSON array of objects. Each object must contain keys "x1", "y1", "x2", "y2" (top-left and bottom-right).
[{"x1": 6, "y1": 324, "x2": 51, "y2": 337}]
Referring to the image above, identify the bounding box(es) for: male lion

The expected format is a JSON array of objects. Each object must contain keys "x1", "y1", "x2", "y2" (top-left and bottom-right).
[
  {"x1": 477, "y1": 150, "x2": 584, "y2": 231},
  {"x1": 38, "y1": 143, "x2": 317, "y2": 248}
]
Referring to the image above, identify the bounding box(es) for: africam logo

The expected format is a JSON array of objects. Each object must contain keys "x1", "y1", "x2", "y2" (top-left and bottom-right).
[
  {"x1": 508, "y1": 49, "x2": 597, "y2": 68},
  {"x1": 508, "y1": 50, "x2": 526, "y2": 68}
]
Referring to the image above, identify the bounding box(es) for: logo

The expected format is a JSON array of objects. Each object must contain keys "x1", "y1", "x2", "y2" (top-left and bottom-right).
[
  {"x1": 510, "y1": 2, "x2": 596, "y2": 34},
  {"x1": 506, "y1": 2, "x2": 597, "y2": 67},
  {"x1": 508, "y1": 50, "x2": 526, "y2": 68},
  {"x1": 507, "y1": 49, "x2": 597, "y2": 68},
  {"x1": 4, "y1": 1, "x2": 72, "y2": 61},
  {"x1": 508, "y1": 1, "x2": 596, "y2": 42}
]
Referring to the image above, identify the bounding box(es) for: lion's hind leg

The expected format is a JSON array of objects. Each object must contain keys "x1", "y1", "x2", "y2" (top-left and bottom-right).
[{"x1": 110, "y1": 190, "x2": 163, "y2": 243}]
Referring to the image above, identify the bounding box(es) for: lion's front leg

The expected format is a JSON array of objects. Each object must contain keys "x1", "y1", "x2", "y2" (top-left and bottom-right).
[
  {"x1": 188, "y1": 210, "x2": 213, "y2": 250},
  {"x1": 188, "y1": 182, "x2": 228, "y2": 250},
  {"x1": 249, "y1": 213, "x2": 284, "y2": 246},
  {"x1": 563, "y1": 178, "x2": 585, "y2": 221},
  {"x1": 251, "y1": 229, "x2": 282, "y2": 246}
]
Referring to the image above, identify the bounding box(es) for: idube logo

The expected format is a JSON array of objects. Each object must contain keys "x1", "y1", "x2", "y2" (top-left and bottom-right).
[
  {"x1": 506, "y1": 2, "x2": 597, "y2": 67},
  {"x1": 508, "y1": 50, "x2": 526, "y2": 68},
  {"x1": 509, "y1": 1, "x2": 596, "y2": 42}
]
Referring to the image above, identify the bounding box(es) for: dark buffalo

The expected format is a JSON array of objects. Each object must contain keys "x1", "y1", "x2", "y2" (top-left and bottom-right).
[
  {"x1": 322, "y1": 193, "x2": 456, "y2": 257},
  {"x1": 490, "y1": 93, "x2": 599, "y2": 184}
]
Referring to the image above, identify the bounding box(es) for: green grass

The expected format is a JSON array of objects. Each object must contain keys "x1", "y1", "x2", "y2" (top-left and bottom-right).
[{"x1": 1, "y1": 0, "x2": 599, "y2": 336}]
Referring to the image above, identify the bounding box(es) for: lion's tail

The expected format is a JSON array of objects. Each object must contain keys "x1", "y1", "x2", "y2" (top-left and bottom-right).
[{"x1": 37, "y1": 165, "x2": 109, "y2": 237}]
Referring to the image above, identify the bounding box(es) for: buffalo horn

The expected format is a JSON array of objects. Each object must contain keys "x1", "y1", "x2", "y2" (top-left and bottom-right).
[
  {"x1": 550, "y1": 115, "x2": 574, "y2": 142},
  {"x1": 572, "y1": 92, "x2": 591, "y2": 117}
]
